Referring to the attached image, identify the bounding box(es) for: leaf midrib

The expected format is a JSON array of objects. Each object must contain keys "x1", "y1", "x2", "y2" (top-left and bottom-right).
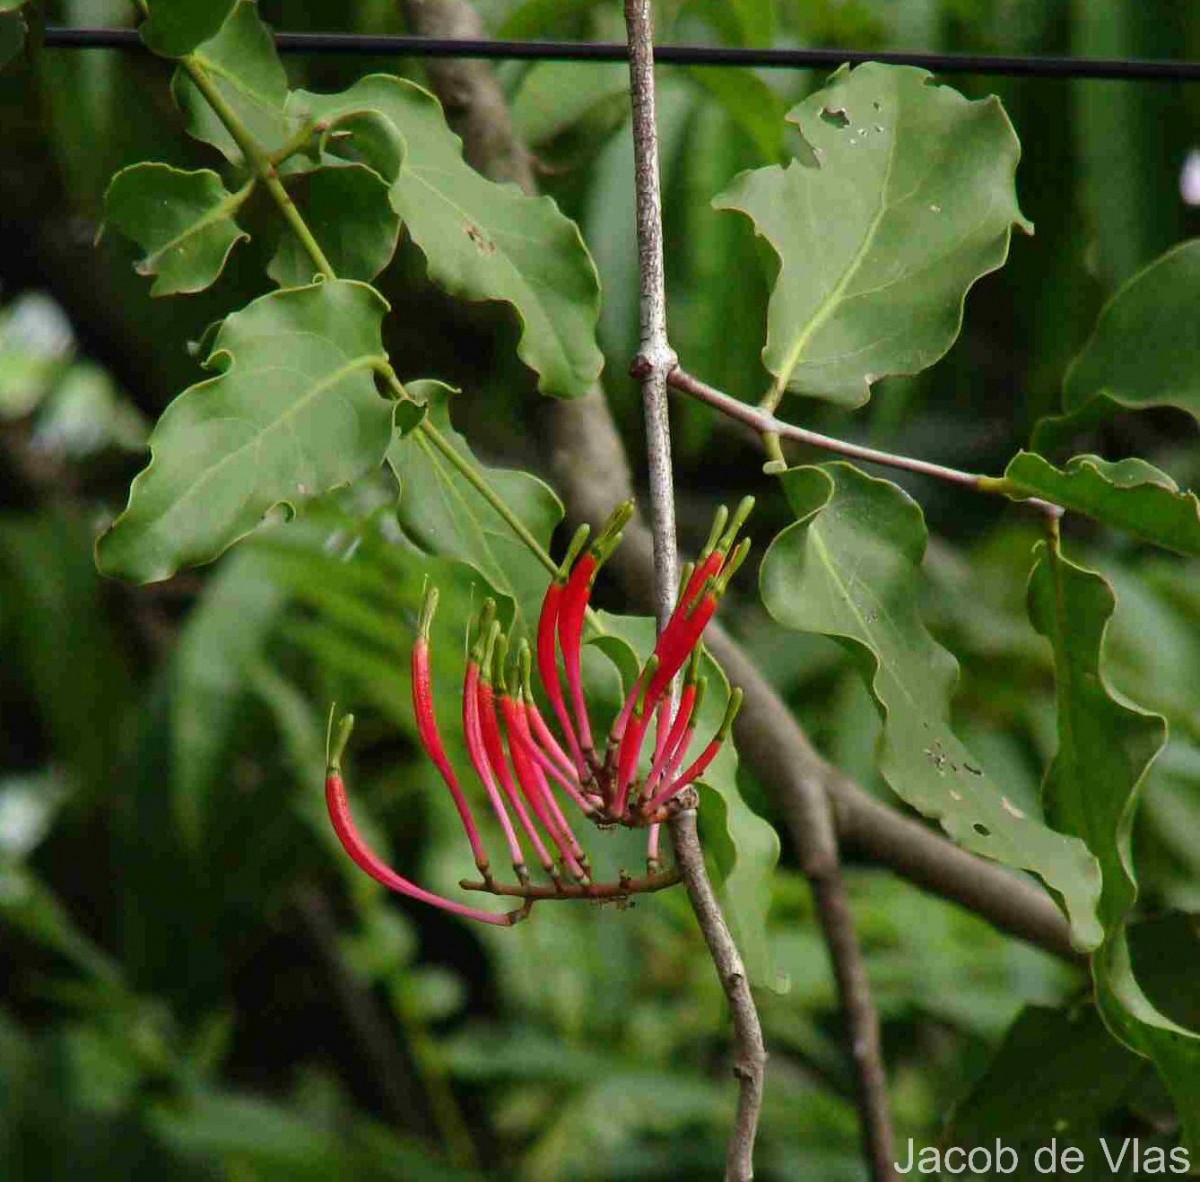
[
  {"x1": 773, "y1": 123, "x2": 901, "y2": 393},
  {"x1": 146, "y1": 353, "x2": 381, "y2": 539}
]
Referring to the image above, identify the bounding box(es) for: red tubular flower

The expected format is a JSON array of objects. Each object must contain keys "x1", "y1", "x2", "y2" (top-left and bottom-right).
[
  {"x1": 537, "y1": 524, "x2": 591, "y2": 776},
  {"x1": 324, "y1": 499, "x2": 752, "y2": 925},
  {"x1": 412, "y1": 588, "x2": 490, "y2": 878},
  {"x1": 556, "y1": 501, "x2": 634, "y2": 766},
  {"x1": 477, "y1": 650, "x2": 559, "y2": 882},
  {"x1": 324, "y1": 714, "x2": 522, "y2": 926},
  {"x1": 644, "y1": 689, "x2": 743, "y2": 813},
  {"x1": 462, "y1": 611, "x2": 527, "y2": 882}
]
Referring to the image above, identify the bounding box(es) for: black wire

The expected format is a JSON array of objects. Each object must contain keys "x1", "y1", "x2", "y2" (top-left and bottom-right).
[{"x1": 38, "y1": 26, "x2": 1200, "y2": 82}]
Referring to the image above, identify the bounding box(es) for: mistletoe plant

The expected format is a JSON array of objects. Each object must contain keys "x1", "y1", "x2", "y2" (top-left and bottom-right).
[
  {"x1": 80, "y1": 0, "x2": 1200, "y2": 1175},
  {"x1": 326, "y1": 498, "x2": 750, "y2": 922}
]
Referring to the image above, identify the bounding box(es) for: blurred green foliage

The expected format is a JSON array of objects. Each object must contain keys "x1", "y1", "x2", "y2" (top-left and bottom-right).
[{"x1": 2, "y1": 0, "x2": 1200, "y2": 1177}]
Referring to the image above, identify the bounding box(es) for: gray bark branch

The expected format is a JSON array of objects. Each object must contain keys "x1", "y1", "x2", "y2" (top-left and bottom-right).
[{"x1": 621, "y1": 3, "x2": 766, "y2": 1177}]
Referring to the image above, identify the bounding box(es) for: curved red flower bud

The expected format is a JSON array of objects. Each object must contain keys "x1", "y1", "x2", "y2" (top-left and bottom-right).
[
  {"x1": 413, "y1": 587, "x2": 490, "y2": 877},
  {"x1": 325, "y1": 714, "x2": 521, "y2": 926}
]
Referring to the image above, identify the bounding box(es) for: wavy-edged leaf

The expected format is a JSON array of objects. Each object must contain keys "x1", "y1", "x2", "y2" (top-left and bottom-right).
[
  {"x1": 141, "y1": 0, "x2": 235, "y2": 57},
  {"x1": 96, "y1": 280, "x2": 393, "y2": 584},
  {"x1": 1028, "y1": 538, "x2": 1200, "y2": 1155},
  {"x1": 714, "y1": 62, "x2": 1031, "y2": 408},
  {"x1": 289, "y1": 75, "x2": 603, "y2": 399},
  {"x1": 103, "y1": 163, "x2": 249, "y2": 296},
  {"x1": 1060, "y1": 239, "x2": 1200, "y2": 430},
  {"x1": 268, "y1": 164, "x2": 400, "y2": 288},
  {"x1": 589, "y1": 613, "x2": 784, "y2": 991},
  {"x1": 991, "y1": 452, "x2": 1200, "y2": 556},
  {"x1": 385, "y1": 380, "x2": 561, "y2": 636},
  {"x1": 172, "y1": 0, "x2": 297, "y2": 164},
  {"x1": 760, "y1": 462, "x2": 1103, "y2": 948}
]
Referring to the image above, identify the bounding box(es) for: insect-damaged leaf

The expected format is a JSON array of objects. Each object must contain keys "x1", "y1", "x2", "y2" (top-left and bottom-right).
[
  {"x1": 715, "y1": 63, "x2": 1031, "y2": 408},
  {"x1": 96, "y1": 281, "x2": 393, "y2": 583},
  {"x1": 288, "y1": 75, "x2": 604, "y2": 400},
  {"x1": 760, "y1": 463, "x2": 1102, "y2": 948}
]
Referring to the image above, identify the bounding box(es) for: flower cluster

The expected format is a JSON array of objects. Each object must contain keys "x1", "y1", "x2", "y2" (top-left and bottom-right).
[{"x1": 325, "y1": 498, "x2": 752, "y2": 925}]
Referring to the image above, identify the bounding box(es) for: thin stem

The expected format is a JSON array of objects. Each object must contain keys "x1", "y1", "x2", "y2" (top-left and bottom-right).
[
  {"x1": 623, "y1": 4, "x2": 766, "y2": 1178},
  {"x1": 179, "y1": 56, "x2": 336, "y2": 281},
  {"x1": 672, "y1": 811, "x2": 768, "y2": 1180},
  {"x1": 669, "y1": 367, "x2": 1063, "y2": 520},
  {"x1": 418, "y1": 415, "x2": 557, "y2": 576},
  {"x1": 267, "y1": 117, "x2": 322, "y2": 166},
  {"x1": 461, "y1": 867, "x2": 680, "y2": 899}
]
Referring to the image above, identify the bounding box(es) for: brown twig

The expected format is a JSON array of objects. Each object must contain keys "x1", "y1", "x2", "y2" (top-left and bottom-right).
[
  {"x1": 668, "y1": 366, "x2": 1063, "y2": 520},
  {"x1": 622, "y1": 6, "x2": 896, "y2": 1175},
  {"x1": 460, "y1": 866, "x2": 680, "y2": 899},
  {"x1": 622, "y1": 5, "x2": 768, "y2": 1177}
]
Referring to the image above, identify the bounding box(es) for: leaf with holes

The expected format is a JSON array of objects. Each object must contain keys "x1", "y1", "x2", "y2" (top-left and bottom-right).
[
  {"x1": 268, "y1": 164, "x2": 400, "y2": 288},
  {"x1": 96, "y1": 281, "x2": 393, "y2": 584},
  {"x1": 760, "y1": 462, "x2": 1102, "y2": 949},
  {"x1": 288, "y1": 75, "x2": 603, "y2": 399},
  {"x1": 1028, "y1": 538, "x2": 1200, "y2": 1155},
  {"x1": 172, "y1": 0, "x2": 299, "y2": 164},
  {"x1": 714, "y1": 62, "x2": 1031, "y2": 408},
  {"x1": 141, "y1": 0, "x2": 235, "y2": 57},
  {"x1": 386, "y1": 380, "x2": 561, "y2": 637},
  {"x1": 988, "y1": 452, "x2": 1200, "y2": 556},
  {"x1": 589, "y1": 613, "x2": 784, "y2": 991},
  {"x1": 103, "y1": 163, "x2": 249, "y2": 296}
]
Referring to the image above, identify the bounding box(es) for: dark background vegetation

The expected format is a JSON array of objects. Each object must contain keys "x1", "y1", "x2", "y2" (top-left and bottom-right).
[{"x1": 2, "y1": 1, "x2": 1199, "y2": 1178}]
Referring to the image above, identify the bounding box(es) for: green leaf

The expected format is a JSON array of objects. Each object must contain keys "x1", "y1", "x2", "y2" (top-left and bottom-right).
[
  {"x1": 172, "y1": 0, "x2": 297, "y2": 164},
  {"x1": 0, "y1": 860, "x2": 124, "y2": 986},
  {"x1": 386, "y1": 381, "x2": 561, "y2": 637},
  {"x1": 685, "y1": 67, "x2": 786, "y2": 163},
  {"x1": 990, "y1": 453, "x2": 1200, "y2": 556},
  {"x1": 760, "y1": 462, "x2": 1103, "y2": 949},
  {"x1": 681, "y1": 0, "x2": 776, "y2": 46},
  {"x1": 289, "y1": 75, "x2": 604, "y2": 399},
  {"x1": 1059, "y1": 239, "x2": 1200, "y2": 430},
  {"x1": 511, "y1": 60, "x2": 629, "y2": 148},
  {"x1": 946, "y1": 1004, "x2": 1145, "y2": 1147},
  {"x1": 714, "y1": 63, "x2": 1031, "y2": 407},
  {"x1": 1028, "y1": 538, "x2": 1200, "y2": 1155},
  {"x1": 103, "y1": 163, "x2": 249, "y2": 296},
  {"x1": 268, "y1": 165, "x2": 400, "y2": 288},
  {"x1": 0, "y1": 10, "x2": 24, "y2": 70},
  {"x1": 141, "y1": 0, "x2": 236, "y2": 57},
  {"x1": 589, "y1": 613, "x2": 784, "y2": 991},
  {"x1": 172, "y1": 550, "x2": 286, "y2": 850},
  {"x1": 96, "y1": 280, "x2": 393, "y2": 583}
]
